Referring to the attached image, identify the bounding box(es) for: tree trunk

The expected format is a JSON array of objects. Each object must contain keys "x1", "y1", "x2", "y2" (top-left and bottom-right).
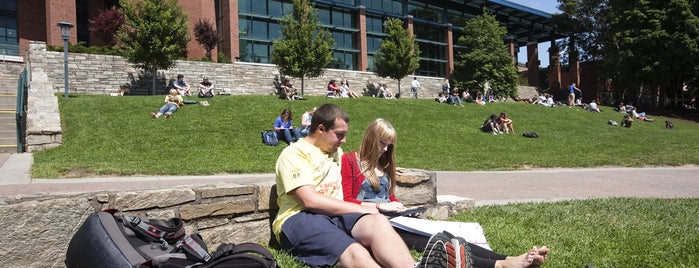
[
  {"x1": 151, "y1": 69, "x2": 157, "y2": 95},
  {"x1": 397, "y1": 79, "x2": 402, "y2": 98}
]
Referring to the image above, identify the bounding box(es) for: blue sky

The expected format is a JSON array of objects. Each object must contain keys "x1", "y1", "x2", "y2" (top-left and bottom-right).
[{"x1": 505, "y1": 0, "x2": 559, "y2": 67}]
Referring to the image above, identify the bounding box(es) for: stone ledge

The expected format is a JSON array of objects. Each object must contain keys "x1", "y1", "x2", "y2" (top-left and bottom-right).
[{"x1": 0, "y1": 170, "x2": 473, "y2": 268}]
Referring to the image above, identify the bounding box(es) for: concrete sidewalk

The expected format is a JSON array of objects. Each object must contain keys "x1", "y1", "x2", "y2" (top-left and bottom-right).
[{"x1": 1, "y1": 153, "x2": 698, "y2": 205}]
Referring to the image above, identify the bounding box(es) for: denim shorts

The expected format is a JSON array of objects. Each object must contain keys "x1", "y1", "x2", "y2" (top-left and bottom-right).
[{"x1": 280, "y1": 211, "x2": 367, "y2": 267}]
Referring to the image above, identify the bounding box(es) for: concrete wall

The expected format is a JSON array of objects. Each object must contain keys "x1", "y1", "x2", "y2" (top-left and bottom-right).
[
  {"x1": 0, "y1": 170, "x2": 474, "y2": 268},
  {"x1": 33, "y1": 42, "x2": 446, "y2": 97}
]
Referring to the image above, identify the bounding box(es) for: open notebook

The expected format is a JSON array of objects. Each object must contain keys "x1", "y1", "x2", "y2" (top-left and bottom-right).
[{"x1": 389, "y1": 216, "x2": 491, "y2": 251}]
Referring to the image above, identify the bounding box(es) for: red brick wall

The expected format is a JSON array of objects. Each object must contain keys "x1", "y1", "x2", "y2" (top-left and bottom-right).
[
  {"x1": 18, "y1": 0, "x2": 48, "y2": 56},
  {"x1": 45, "y1": 0, "x2": 78, "y2": 45},
  {"x1": 180, "y1": 0, "x2": 217, "y2": 60}
]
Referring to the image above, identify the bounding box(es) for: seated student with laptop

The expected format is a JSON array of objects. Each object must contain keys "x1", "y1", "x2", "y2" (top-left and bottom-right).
[{"x1": 340, "y1": 117, "x2": 549, "y2": 268}]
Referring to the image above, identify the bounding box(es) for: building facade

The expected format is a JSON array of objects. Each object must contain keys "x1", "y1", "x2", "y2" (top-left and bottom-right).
[{"x1": 7, "y1": 0, "x2": 575, "y2": 90}]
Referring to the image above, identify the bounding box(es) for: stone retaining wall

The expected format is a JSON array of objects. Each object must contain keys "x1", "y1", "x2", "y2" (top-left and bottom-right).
[
  {"x1": 32, "y1": 42, "x2": 446, "y2": 97},
  {"x1": 0, "y1": 170, "x2": 474, "y2": 268}
]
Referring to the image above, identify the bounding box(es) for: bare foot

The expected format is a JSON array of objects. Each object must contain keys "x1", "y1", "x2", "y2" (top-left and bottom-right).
[
  {"x1": 532, "y1": 246, "x2": 548, "y2": 266},
  {"x1": 500, "y1": 246, "x2": 548, "y2": 268}
]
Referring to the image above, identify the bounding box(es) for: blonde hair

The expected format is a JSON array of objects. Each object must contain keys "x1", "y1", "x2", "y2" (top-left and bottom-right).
[{"x1": 358, "y1": 118, "x2": 397, "y2": 193}]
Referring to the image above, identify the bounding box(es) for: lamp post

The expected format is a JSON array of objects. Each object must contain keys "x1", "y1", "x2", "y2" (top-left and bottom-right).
[{"x1": 57, "y1": 21, "x2": 73, "y2": 98}]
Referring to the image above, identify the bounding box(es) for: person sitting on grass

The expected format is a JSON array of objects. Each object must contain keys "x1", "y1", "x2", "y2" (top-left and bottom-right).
[
  {"x1": 588, "y1": 99, "x2": 601, "y2": 112},
  {"x1": 482, "y1": 114, "x2": 501, "y2": 135},
  {"x1": 273, "y1": 103, "x2": 468, "y2": 268},
  {"x1": 173, "y1": 74, "x2": 191, "y2": 96},
  {"x1": 151, "y1": 89, "x2": 183, "y2": 119},
  {"x1": 621, "y1": 114, "x2": 634, "y2": 128},
  {"x1": 280, "y1": 79, "x2": 297, "y2": 101},
  {"x1": 497, "y1": 111, "x2": 515, "y2": 134},
  {"x1": 341, "y1": 118, "x2": 549, "y2": 268},
  {"x1": 273, "y1": 108, "x2": 302, "y2": 144},
  {"x1": 197, "y1": 77, "x2": 215, "y2": 98}
]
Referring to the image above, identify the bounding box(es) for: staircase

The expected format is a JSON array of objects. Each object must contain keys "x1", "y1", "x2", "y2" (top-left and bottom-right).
[{"x1": 0, "y1": 74, "x2": 18, "y2": 153}]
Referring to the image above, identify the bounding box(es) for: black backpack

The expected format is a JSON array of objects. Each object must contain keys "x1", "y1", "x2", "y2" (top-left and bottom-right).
[{"x1": 66, "y1": 209, "x2": 276, "y2": 268}]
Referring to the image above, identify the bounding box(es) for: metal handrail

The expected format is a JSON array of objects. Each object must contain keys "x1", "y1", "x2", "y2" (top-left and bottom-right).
[{"x1": 16, "y1": 67, "x2": 28, "y2": 152}]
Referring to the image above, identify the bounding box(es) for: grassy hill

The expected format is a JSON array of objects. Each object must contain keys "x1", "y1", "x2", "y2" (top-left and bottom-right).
[{"x1": 31, "y1": 94, "x2": 699, "y2": 178}]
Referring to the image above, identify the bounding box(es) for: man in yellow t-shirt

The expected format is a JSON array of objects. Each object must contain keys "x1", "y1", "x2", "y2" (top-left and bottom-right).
[{"x1": 272, "y1": 103, "x2": 421, "y2": 268}]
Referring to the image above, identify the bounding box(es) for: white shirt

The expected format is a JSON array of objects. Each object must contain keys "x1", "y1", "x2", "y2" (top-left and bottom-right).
[{"x1": 411, "y1": 80, "x2": 421, "y2": 88}]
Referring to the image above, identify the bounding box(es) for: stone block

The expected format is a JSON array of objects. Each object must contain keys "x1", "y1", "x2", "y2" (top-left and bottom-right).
[
  {"x1": 179, "y1": 198, "x2": 254, "y2": 220},
  {"x1": 198, "y1": 220, "x2": 271, "y2": 250},
  {"x1": 196, "y1": 183, "x2": 254, "y2": 199},
  {"x1": 114, "y1": 188, "x2": 196, "y2": 211},
  {"x1": 0, "y1": 197, "x2": 93, "y2": 268}
]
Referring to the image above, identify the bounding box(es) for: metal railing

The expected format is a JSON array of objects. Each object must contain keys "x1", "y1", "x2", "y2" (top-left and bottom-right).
[{"x1": 16, "y1": 67, "x2": 28, "y2": 152}]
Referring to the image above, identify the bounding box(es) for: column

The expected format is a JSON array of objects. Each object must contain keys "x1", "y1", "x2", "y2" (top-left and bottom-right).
[
  {"x1": 547, "y1": 40, "x2": 561, "y2": 91},
  {"x1": 507, "y1": 36, "x2": 516, "y2": 65},
  {"x1": 45, "y1": 0, "x2": 77, "y2": 45},
  {"x1": 526, "y1": 41, "x2": 540, "y2": 87},
  {"x1": 180, "y1": 0, "x2": 217, "y2": 60},
  {"x1": 445, "y1": 23, "x2": 454, "y2": 76},
  {"x1": 219, "y1": 0, "x2": 238, "y2": 61},
  {"x1": 357, "y1": 6, "x2": 368, "y2": 72}
]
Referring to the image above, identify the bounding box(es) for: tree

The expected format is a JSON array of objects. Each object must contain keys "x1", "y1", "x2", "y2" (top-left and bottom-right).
[
  {"x1": 89, "y1": 6, "x2": 125, "y2": 46},
  {"x1": 453, "y1": 12, "x2": 518, "y2": 99},
  {"x1": 117, "y1": 0, "x2": 189, "y2": 95},
  {"x1": 271, "y1": 0, "x2": 334, "y2": 95},
  {"x1": 194, "y1": 19, "x2": 221, "y2": 61},
  {"x1": 555, "y1": 0, "x2": 699, "y2": 107},
  {"x1": 373, "y1": 18, "x2": 420, "y2": 97}
]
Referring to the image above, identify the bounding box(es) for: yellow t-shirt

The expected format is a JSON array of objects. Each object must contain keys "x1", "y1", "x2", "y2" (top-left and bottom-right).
[{"x1": 272, "y1": 139, "x2": 344, "y2": 240}]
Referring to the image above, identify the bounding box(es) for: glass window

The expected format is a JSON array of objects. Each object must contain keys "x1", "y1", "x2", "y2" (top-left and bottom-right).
[
  {"x1": 239, "y1": 40, "x2": 272, "y2": 63},
  {"x1": 366, "y1": 16, "x2": 383, "y2": 33},
  {"x1": 332, "y1": 31, "x2": 354, "y2": 49},
  {"x1": 251, "y1": 20, "x2": 268, "y2": 39},
  {"x1": 331, "y1": 51, "x2": 355, "y2": 70},
  {"x1": 367, "y1": 36, "x2": 383, "y2": 52},
  {"x1": 413, "y1": 23, "x2": 443, "y2": 42},
  {"x1": 418, "y1": 42, "x2": 446, "y2": 60},
  {"x1": 269, "y1": 22, "x2": 281, "y2": 39},
  {"x1": 318, "y1": 7, "x2": 330, "y2": 24},
  {"x1": 268, "y1": 0, "x2": 286, "y2": 17},
  {"x1": 0, "y1": 0, "x2": 17, "y2": 11},
  {"x1": 362, "y1": 0, "x2": 402, "y2": 16}
]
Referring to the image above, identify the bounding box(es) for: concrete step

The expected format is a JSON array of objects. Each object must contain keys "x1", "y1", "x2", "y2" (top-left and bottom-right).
[
  {"x1": 0, "y1": 95, "x2": 16, "y2": 110},
  {"x1": 0, "y1": 77, "x2": 19, "y2": 95},
  {"x1": 0, "y1": 114, "x2": 15, "y2": 125},
  {"x1": 0, "y1": 145, "x2": 17, "y2": 153}
]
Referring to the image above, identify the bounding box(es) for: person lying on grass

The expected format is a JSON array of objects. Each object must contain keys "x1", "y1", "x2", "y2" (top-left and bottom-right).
[{"x1": 150, "y1": 89, "x2": 183, "y2": 119}]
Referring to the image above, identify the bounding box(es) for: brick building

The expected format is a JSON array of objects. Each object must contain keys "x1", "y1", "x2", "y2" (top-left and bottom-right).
[{"x1": 4, "y1": 0, "x2": 582, "y2": 91}]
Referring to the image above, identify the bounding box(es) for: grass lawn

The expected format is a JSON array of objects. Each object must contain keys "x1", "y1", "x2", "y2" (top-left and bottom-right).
[
  {"x1": 270, "y1": 198, "x2": 699, "y2": 267},
  {"x1": 33, "y1": 94, "x2": 699, "y2": 178},
  {"x1": 32, "y1": 94, "x2": 699, "y2": 267}
]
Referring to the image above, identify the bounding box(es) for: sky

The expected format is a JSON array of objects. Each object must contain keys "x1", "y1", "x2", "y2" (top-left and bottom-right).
[{"x1": 505, "y1": 0, "x2": 560, "y2": 67}]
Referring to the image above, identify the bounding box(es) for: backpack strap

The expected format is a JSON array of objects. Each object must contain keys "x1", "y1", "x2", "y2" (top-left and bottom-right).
[
  {"x1": 103, "y1": 208, "x2": 185, "y2": 245},
  {"x1": 178, "y1": 233, "x2": 212, "y2": 263},
  {"x1": 206, "y1": 243, "x2": 276, "y2": 268}
]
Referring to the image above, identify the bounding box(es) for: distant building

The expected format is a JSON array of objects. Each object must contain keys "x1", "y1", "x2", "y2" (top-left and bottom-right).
[{"x1": 7, "y1": 0, "x2": 574, "y2": 87}]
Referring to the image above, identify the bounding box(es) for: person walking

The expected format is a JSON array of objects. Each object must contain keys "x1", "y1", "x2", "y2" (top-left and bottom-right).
[{"x1": 411, "y1": 77, "x2": 422, "y2": 99}]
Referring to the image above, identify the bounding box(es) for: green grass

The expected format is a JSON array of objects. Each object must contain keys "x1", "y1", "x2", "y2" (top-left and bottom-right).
[
  {"x1": 34, "y1": 94, "x2": 699, "y2": 267},
  {"x1": 33, "y1": 94, "x2": 699, "y2": 178},
  {"x1": 270, "y1": 198, "x2": 699, "y2": 267}
]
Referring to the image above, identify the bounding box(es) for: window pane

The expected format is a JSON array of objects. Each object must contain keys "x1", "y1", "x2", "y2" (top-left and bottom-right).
[
  {"x1": 238, "y1": 0, "x2": 252, "y2": 13},
  {"x1": 239, "y1": 18, "x2": 251, "y2": 37},
  {"x1": 251, "y1": 20, "x2": 267, "y2": 38},
  {"x1": 251, "y1": 1, "x2": 267, "y2": 14}
]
